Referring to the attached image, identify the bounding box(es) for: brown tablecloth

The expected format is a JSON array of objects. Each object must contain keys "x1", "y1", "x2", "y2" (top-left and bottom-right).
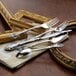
[{"x1": 0, "y1": 0, "x2": 76, "y2": 76}]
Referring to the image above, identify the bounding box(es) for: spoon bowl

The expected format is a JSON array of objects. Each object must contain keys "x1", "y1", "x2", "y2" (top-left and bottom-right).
[
  {"x1": 16, "y1": 43, "x2": 63, "y2": 58},
  {"x1": 16, "y1": 34, "x2": 68, "y2": 58}
]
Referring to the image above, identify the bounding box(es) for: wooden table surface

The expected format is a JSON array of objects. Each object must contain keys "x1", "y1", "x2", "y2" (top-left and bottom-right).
[{"x1": 0, "y1": 0, "x2": 76, "y2": 76}]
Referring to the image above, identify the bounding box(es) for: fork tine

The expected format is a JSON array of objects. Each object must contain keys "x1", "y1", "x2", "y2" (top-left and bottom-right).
[
  {"x1": 57, "y1": 21, "x2": 69, "y2": 31},
  {"x1": 46, "y1": 17, "x2": 59, "y2": 27}
]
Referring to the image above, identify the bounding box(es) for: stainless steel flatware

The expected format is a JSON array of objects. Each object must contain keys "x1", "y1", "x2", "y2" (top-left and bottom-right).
[
  {"x1": 9, "y1": 17, "x2": 59, "y2": 39},
  {"x1": 18, "y1": 34, "x2": 69, "y2": 49},
  {"x1": 15, "y1": 34, "x2": 68, "y2": 58},
  {"x1": 5, "y1": 20, "x2": 71, "y2": 51},
  {"x1": 41, "y1": 30, "x2": 71, "y2": 39},
  {"x1": 16, "y1": 43, "x2": 63, "y2": 58},
  {"x1": 5, "y1": 29, "x2": 71, "y2": 51}
]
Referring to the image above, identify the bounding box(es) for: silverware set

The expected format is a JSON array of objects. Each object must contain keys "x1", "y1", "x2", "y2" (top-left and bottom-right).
[{"x1": 5, "y1": 17, "x2": 72, "y2": 58}]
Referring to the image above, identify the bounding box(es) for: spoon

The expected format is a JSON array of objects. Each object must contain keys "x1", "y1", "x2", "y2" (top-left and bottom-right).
[
  {"x1": 23, "y1": 34, "x2": 69, "y2": 47},
  {"x1": 16, "y1": 43, "x2": 63, "y2": 58},
  {"x1": 5, "y1": 20, "x2": 69, "y2": 51},
  {"x1": 41, "y1": 30, "x2": 71, "y2": 39},
  {"x1": 16, "y1": 34, "x2": 68, "y2": 58},
  {"x1": 5, "y1": 30, "x2": 70, "y2": 51}
]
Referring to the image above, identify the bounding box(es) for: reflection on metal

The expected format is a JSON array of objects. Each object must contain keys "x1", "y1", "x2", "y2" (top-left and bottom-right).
[{"x1": 0, "y1": 1, "x2": 76, "y2": 70}]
